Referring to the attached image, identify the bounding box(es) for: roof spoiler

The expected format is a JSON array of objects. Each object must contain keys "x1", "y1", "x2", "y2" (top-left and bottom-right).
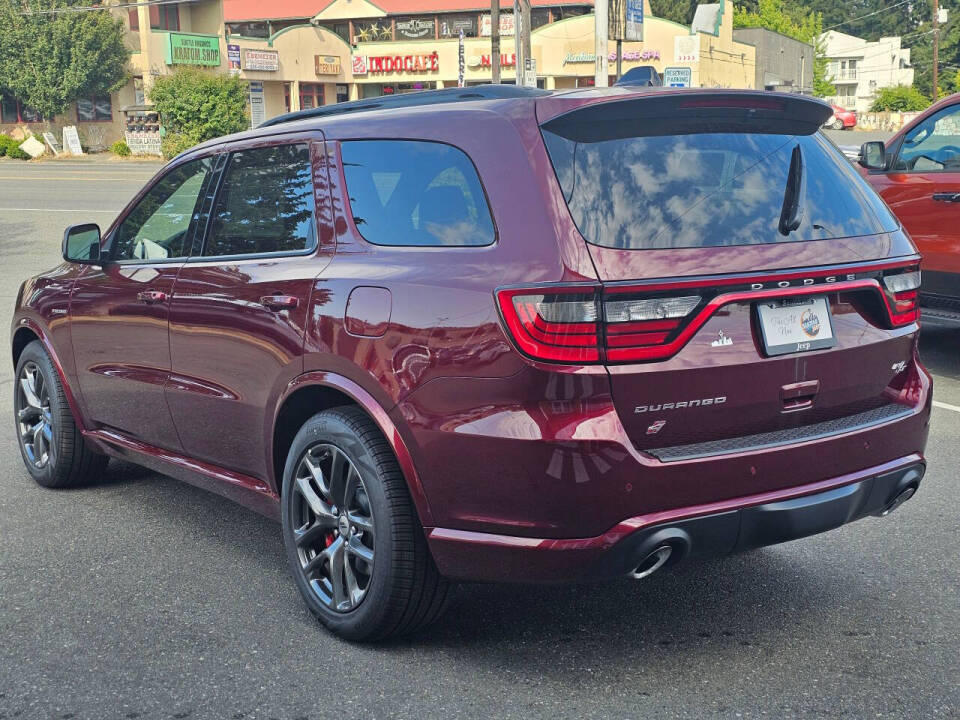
[
  {"x1": 260, "y1": 84, "x2": 550, "y2": 128},
  {"x1": 540, "y1": 91, "x2": 834, "y2": 142}
]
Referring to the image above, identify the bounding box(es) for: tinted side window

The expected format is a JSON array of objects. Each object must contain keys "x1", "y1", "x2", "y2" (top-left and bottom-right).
[
  {"x1": 341, "y1": 140, "x2": 495, "y2": 247},
  {"x1": 203, "y1": 144, "x2": 316, "y2": 257},
  {"x1": 893, "y1": 105, "x2": 960, "y2": 171},
  {"x1": 113, "y1": 158, "x2": 212, "y2": 261}
]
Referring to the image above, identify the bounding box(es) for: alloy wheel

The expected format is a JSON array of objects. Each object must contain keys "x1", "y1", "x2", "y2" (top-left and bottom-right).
[
  {"x1": 16, "y1": 361, "x2": 53, "y2": 468},
  {"x1": 291, "y1": 443, "x2": 376, "y2": 612}
]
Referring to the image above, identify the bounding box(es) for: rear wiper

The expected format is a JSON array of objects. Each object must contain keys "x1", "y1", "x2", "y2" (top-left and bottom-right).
[{"x1": 778, "y1": 144, "x2": 805, "y2": 236}]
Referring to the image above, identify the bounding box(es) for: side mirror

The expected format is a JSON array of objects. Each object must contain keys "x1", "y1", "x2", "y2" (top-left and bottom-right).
[
  {"x1": 859, "y1": 141, "x2": 887, "y2": 170},
  {"x1": 62, "y1": 223, "x2": 102, "y2": 265}
]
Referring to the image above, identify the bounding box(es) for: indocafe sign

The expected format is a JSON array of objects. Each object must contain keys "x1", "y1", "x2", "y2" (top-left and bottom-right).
[{"x1": 353, "y1": 52, "x2": 440, "y2": 74}]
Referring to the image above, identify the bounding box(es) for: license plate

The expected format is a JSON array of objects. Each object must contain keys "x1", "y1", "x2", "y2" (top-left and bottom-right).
[{"x1": 755, "y1": 296, "x2": 836, "y2": 356}]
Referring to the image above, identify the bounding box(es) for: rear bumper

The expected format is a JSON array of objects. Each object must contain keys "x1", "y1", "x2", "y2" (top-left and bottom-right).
[{"x1": 426, "y1": 456, "x2": 925, "y2": 583}]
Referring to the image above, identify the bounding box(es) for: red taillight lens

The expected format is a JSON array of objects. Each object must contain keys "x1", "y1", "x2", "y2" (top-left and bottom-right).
[
  {"x1": 496, "y1": 287, "x2": 600, "y2": 363},
  {"x1": 882, "y1": 269, "x2": 921, "y2": 326}
]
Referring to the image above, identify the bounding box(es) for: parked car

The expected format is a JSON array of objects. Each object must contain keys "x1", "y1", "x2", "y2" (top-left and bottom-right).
[
  {"x1": 12, "y1": 86, "x2": 931, "y2": 640},
  {"x1": 826, "y1": 104, "x2": 857, "y2": 130},
  {"x1": 857, "y1": 92, "x2": 960, "y2": 324}
]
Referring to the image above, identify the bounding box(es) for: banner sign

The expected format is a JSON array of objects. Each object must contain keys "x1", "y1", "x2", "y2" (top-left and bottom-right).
[
  {"x1": 625, "y1": 0, "x2": 644, "y2": 42},
  {"x1": 480, "y1": 13, "x2": 514, "y2": 37},
  {"x1": 124, "y1": 131, "x2": 162, "y2": 156},
  {"x1": 227, "y1": 43, "x2": 241, "y2": 72},
  {"x1": 395, "y1": 17, "x2": 436, "y2": 40},
  {"x1": 440, "y1": 16, "x2": 477, "y2": 38},
  {"x1": 248, "y1": 81, "x2": 265, "y2": 127},
  {"x1": 315, "y1": 55, "x2": 342, "y2": 75},
  {"x1": 675, "y1": 35, "x2": 700, "y2": 64},
  {"x1": 243, "y1": 48, "x2": 279, "y2": 71},
  {"x1": 166, "y1": 33, "x2": 221, "y2": 66}
]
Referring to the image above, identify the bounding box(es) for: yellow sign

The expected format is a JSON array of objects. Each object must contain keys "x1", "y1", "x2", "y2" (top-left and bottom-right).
[{"x1": 315, "y1": 55, "x2": 342, "y2": 75}]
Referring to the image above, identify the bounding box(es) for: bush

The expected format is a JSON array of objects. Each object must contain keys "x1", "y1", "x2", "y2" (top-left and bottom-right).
[
  {"x1": 111, "y1": 140, "x2": 131, "y2": 156},
  {"x1": 870, "y1": 86, "x2": 931, "y2": 112},
  {"x1": 0, "y1": 134, "x2": 30, "y2": 159},
  {"x1": 149, "y1": 68, "x2": 248, "y2": 154},
  {"x1": 160, "y1": 133, "x2": 196, "y2": 160}
]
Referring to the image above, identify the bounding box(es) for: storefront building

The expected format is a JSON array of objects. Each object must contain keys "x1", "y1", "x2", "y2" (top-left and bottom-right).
[{"x1": 2, "y1": 0, "x2": 755, "y2": 149}]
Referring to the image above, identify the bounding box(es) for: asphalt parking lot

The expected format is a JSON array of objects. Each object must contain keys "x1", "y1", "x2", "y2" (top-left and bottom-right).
[{"x1": 0, "y1": 157, "x2": 957, "y2": 720}]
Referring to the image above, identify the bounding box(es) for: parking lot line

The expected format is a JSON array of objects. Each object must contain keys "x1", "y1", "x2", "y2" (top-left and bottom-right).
[{"x1": 932, "y1": 400, "x2": 960, "y2": 413}]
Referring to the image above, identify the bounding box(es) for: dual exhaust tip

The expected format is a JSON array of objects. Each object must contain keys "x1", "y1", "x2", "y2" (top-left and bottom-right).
[{"x1": 629, "y1": 481, "x2": 920, "y2": 580}]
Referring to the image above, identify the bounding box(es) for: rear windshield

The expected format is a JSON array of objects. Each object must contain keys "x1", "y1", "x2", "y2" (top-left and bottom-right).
[{"x1": 542, "y1": 129, "x2": 899, "y2": 250}]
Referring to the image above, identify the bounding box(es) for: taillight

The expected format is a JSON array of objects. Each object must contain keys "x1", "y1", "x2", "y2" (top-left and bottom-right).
[
  {"x1": 882, "y1": 269, "x2": 921, "y2": 326},
  {"x1": 603, "y1": 294, "x2": 701, "y2": 361},
  {"x1": 496, "y1": 287, "x2": 600, "y2": 363}
]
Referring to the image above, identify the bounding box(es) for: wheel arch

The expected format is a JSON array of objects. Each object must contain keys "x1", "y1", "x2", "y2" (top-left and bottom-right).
[
  {"x1": 11, "y1": 318, "x2": 88, "y2": 431},
  {"x1": 271, "y1": 372, "x2": 434, "y2": 527}
]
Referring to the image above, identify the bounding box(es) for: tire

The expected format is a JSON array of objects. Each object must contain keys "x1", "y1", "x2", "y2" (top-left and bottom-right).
[
  {"x1": 281, "y1": 406, "x2": 451, "y2": 641},
  {"x1": 14, "y1": 340, "x2": 108, "y2": 488},
  {"x1": 832, "y1": 118, "x2": 844, "y2": 130}
]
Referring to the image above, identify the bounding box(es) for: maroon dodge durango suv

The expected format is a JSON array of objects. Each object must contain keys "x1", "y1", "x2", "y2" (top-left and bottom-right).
[{"x1": 12, "y1": 86, "x2": 931, "y2": 640}]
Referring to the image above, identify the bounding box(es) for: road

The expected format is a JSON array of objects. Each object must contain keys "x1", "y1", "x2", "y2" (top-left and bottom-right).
[{"x1": 0, "y1": 159, "x2": 958, "y2": 720}]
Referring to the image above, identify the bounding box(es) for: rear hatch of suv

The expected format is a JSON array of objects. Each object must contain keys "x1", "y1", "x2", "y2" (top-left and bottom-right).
[{"x1": 532, "y1": 90, "x2": 923, "y2": 460}]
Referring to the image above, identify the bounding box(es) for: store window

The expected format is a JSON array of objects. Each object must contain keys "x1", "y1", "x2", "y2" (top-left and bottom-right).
[
  {"x1": 336, "y1": 85, "x2": 349, "y2": 103},
  {"x1": 150, "y1": 4, "x2": 179, "y2": 31},
  {"x1": 439, "y1": 15, "x2": 478, "y2": 38},
  {"x1": 354, "y1": 21, "x2": 393, "y2": 42},
  {"x1": 1, "y1": 92, "x2": 45, "y2": 124},
  {"x1": 340, "y1": 140, "x2": 495, "y2": 247},
  {"x1": 556, "y1": 5, "x2": 590, "y2": 19},
  {"x1": 226, "y1": 21, "x2": 269, "y2": 38},
  {"x1": 77, "y1": 95, "x2": 112, "y2": 122},
  {"x1": 531, "y1": 8, "x2": 551, "y2": 29},
  {"x1": 299, "y1": 83, "x2": 324, "y2": 109},
  {"x1": 317, "y1": 22, "x2": 350, "y2": 43}
]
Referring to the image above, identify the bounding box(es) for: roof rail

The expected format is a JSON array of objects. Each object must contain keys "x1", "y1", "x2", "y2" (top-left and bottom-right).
[{"x1": 259, "y1": 84, "x2": 551, "y2": 127}]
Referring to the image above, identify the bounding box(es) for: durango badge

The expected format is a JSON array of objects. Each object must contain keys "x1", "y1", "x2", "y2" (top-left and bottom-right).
[{"x1": 635, "y1": 397, "x2": 727, "y2": 413}]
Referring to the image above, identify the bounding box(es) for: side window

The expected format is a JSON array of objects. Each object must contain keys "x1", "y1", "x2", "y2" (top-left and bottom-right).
[
  {"x1": 894, "y1": 106, "x2": 960, "y2": 172},
  {"x1": 113, "y1": 157, "x2": 212, "y2": 261},
  {"x1": 340, "y1": 140, "x2": 495, "y2": 247},
  {"x1": 202, "y1": 144, "x2": 316, "y2": 257}
]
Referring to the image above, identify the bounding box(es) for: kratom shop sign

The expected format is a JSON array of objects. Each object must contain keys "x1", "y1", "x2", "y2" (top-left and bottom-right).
[{"x1": 166, "y1": 33, "x2": 221, "y2": 66}]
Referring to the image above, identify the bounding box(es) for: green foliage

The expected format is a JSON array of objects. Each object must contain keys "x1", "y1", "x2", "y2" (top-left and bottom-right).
[
  {"x1": 0, "y1": 0, "x2": 129, "y2": 119},
  {"x1": 160, "y1": 133, "x2": 196, "y2": 160},
  {"x1": 149, "y1": 68, "x2": 248, "y2": 156},
  {"x1": 870, "y1": 85, "x2": 931, "y2": 112},
  {"x1": 649, "y1": 0, "x2": 697, "y2": 25},
  {"x1": 110, "y1": 140, "x2": 131, "y2": 156},
  {"x1": 0, "y1": 135, "x2": 31, "y2": 159}
]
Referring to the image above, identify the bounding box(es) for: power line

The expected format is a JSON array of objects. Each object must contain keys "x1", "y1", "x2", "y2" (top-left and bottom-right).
[
  {"x1": 823, "y1": 0, "x2": 913, "y2": 34},
  {"x1": 26, "y1": 0, "x2": 183, "y2": 15}
]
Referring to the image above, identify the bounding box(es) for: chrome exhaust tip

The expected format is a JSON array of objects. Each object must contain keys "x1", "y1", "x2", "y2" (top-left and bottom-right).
[
  {"x1": 629, "y1": 544, "x2": 673, "y2": 580},
  {"x1": 876, "y1": 485, "x2": 917, "y2": 517}
]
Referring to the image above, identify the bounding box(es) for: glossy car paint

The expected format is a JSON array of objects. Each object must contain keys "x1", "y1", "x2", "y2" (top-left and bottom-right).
[
  {"x1": 859, "y1": 93, "x2": 960, "y2": 307},
  {"x1": 829, "y1": 105, "x2": 857, "y2": 129},
  {"x1": 11, "y1": 88, "x2": 932, "y2": 584}
]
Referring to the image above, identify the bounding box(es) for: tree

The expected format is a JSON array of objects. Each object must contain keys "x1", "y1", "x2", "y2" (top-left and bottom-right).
[
  {"x1": 0, "y1": 0, "x2": 129, "y2": 119},
  {"x1": 649, "y1": 0, "x2": 697, "y2": 26},
  {"x1": 870, "y1": 85, "x2": 931, "y2": 112},
  {"x1": 148, "y1": 68, "x2": 248, "y2": 158},
  {"x1": 733, "y1": 0, "x2": 832, "y2": 96}
]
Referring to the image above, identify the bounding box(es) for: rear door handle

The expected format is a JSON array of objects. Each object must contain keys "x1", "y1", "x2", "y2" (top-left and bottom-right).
[
  {"x1": 932, "y1": 192, "x2": 960, "y2": 203},
  {"x1": 260, "y1": 295, "x2": 299, "y2": 311},
  {"x1": 137, "y1": 290, "x2": 168, "y2": 304}
]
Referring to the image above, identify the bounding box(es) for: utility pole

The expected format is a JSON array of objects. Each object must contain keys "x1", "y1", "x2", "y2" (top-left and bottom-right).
[
  {"x1": 491, "y1": 0, "x2": 500, "y2": 83},
  {"x1": 595, "y1": 0, "x2": 609, "y2": 87},
  {"x1": 514, "y1": 0, "x2": 532, "y2": 86},
  {"x1": 934, "y1": 0, "x2": 940, "y2": 101}
]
